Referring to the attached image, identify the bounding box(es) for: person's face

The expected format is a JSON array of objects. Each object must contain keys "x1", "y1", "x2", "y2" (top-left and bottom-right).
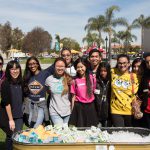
[
  {"x1": 133, "y1": 62, "x2": 141, "y2": 74},
  {"x1": 10, "y1": 64, "x2": 20, "y2": 79},
  {"x1": 89, "y1": 52, "x2": 101, "y2": 67},
  {"x1": 76, "y1": 62, "x2": 86, "y2": 77},
  {"x1": 55, "y1": 60, "x2": 66, "y2": 76},
  {"x1": 61, "y1": 50, "x2": 72, "y2": 65},
  {"x1": 28, "y1": 59, "x2": 39, "y2": 74},
  {"x1": 145, "y1": 56, "x2": 150, "y2": 70},
  {"x1": 117, "y1": 57, "x2": 130, "y2": 74},
  {"x1": 0, "y1": 59, "x2": 3, "y2": 70},
  {"x1": 100, "y1": 67, "x2": 107, "y2": 79}
]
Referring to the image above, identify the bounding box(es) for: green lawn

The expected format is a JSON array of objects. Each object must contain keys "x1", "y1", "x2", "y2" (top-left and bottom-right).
[
  {"x1": 20, "y1": 57, "x2": 55, "y2": 64},
  {"x1": 0, "y1": 129, "x2": 6, "y2": 149},
  {"x1": 0, "y1": 125, "x2": 28, "y2": 149}
]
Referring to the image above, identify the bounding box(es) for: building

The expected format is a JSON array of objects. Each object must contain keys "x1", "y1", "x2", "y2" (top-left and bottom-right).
[{"x1": 143, "y1": 28, "x2": 150, "y2": 52}]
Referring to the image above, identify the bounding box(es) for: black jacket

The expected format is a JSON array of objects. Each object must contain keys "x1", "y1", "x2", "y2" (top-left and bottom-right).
[
  {"x1": 0, "y1": 79, "x2": 23, "y2": 135},
  {"x1": 0, "y1": 79, "x2": 23, "y2": 126},
  {"x1": 138, "y1": 69, "x2": 150, "y2": 112},
  {"x1": 94, "y1": 77, "x2": 111, "y2": 121}
]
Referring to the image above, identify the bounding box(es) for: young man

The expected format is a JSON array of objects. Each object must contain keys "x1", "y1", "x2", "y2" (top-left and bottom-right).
[
  {"x1": 88, "y1": 49, "x2": 102, "y2": 75},
  {"x1": 138, "y1": 52, "x2": 150, "y2": 129}
]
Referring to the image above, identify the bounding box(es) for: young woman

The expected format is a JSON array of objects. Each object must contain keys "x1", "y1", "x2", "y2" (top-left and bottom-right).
[
  {"x1": 0, "y1": 55, "x2": 5, "y2": 95},
  {"x1": 45, "y1": 57, "x2": 72, "y2": 125},
  {"x1": 111, "y1": 54, "x2": 139, "y2": 127},
  {"x1": 138, "y1": 53, "x2": 150, "y2": 129},
  {"x1": 23, "y1": 56, "x2": 49, "y2": 128},
  {"x1": 132, "y1": 58, "x2": 143, "y2": 81},
  {"x1": 69, "y1": 57, "x2": 98, "y2": 127},
  {"x1": 0, "y1": 60, "x2": 23, "y2": 150},
  {"x1": 132, "y1": 58, "x2": 142, "y2": 74},
  {"x1": 131, "y1": 58, "x2": 143, "y2": 127},
  {"x1": 61, "y1": 48, "x2": 76, "y2": 77},
  {"x1": 95, "y1": 62, "x2": 111, "y2": 127}
]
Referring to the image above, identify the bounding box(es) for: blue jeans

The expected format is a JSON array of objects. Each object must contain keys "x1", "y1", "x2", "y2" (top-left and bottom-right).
[
  {"x1": 29, "y1": 106, "x2": 44, "y2": 128},
  {"x1": 51, "y1": 114, "x2": 70, "y2": 125}
]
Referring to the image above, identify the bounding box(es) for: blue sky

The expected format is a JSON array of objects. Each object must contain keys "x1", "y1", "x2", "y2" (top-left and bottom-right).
[{"x1": 0, "y1": 0, "x2": 150, "y2": 47}]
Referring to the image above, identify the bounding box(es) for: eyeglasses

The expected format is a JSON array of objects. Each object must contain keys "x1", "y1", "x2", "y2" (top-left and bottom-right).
[
  {"x1": 118, "y1": 62, "x2": 129, "y2": 65},
  {"x1": 28, "y1": 63, "x2": 38, "y2": 67},
  {"x1": 61, "y1": 54, "x2": 71, "y2": 58}
]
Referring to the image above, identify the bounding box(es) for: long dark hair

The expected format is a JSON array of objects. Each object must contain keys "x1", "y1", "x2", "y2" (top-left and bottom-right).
[
  {"x1": 0, "y1": 55, "x2": 4, "y2": 65},
  {"x1": 23, "y1": 56, "x2": 41, "y2": 96},
  {"x1": 0, "y1": 55, "x2": 4, "y2": 72},
  {"x1": 96, "y1": 62, "x2": 111, "y2": 81},
  {"x1": 5, "y1": 60, "x2": 22, "y2": 84},
  {"x1": 132, "y1": 58, "x2": 142, "y2": 70},
  {"x1": 23, "y1": 56, "x2": 41, "y2": 84},
  {"x1": 142, "y1": 52, "x2": 150, "y2": 75},
  {"x1": 74, "y1": 57, "x2": 93, "y2": 98}
]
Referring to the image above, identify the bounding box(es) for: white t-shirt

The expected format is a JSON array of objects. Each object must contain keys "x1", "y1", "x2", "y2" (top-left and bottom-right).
[{"x1": 66, "y1": 65, "x2": 76, "y2": 77}]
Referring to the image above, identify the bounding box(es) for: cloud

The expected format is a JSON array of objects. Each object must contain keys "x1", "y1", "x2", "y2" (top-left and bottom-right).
[{"x1": 0, "y1": 0, "x2": 149, "y2": 46}]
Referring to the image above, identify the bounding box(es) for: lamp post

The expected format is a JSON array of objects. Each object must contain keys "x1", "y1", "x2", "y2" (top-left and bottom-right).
[
  {"x1": 114, "y1": 43, "x2": 116, "y2": 54},
  {"x1": 105, "y1": 36, "x2": 108, "y2": 60}
]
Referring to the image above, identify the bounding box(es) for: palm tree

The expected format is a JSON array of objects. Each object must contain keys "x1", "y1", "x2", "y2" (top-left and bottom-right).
[
  {"x1": 114, "y1": 30, "x2": 137, "y2": 54},
  {"x1": 122, "y1": 31, "x2": 137, "y2": 53},
  {"x1": 84, "y1": 15, "x2": 105, "y2": 47},
  {"x1": 133, "y1": 14, "x2": 150, "y2": 52},
  {"x1": 122, "y1": 20, "x2": 139, "y2": 53},
  {"x1": 82, "y1": 32, "x2": 104, "y2": 48},
  {"x1": 103, "y1": 5, "x2": 127, "y2": 62}
]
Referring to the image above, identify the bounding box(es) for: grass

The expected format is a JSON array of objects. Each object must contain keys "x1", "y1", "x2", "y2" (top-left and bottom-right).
[
  {"x1": 0, "y1": 129, "x2": 6, "y2": 149},
  {"x1": 19, "y1": 57, "x2": 55, "y2": 64},
  {"x1": 0, "y1": 125, "x2": 28, "y2": 149}
]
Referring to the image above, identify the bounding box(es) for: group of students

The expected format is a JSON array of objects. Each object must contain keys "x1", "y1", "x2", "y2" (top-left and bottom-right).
[{"x1": 0, "y1": 48, "x2": 150, "y2": 150}]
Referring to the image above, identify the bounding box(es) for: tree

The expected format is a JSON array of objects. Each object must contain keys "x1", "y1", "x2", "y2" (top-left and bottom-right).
[
  {"x1": 103, "y1": 5, "x2": 127, "y2": 62},
  {"x1": 121, "y1": 20, "x2": 138, "y2": 53},
  {"x1": 121, "y1": 31, "x2": 137, "y2": 53},
  {"x1": 0, "y1": 21, "x2": 12, "y2": 56},
  {"x1": 11, "y1": 27, "x2": 24, "y2": 50},
  {"x1": 84, "y1": 15, "x2": 105, "y2": 47},
  {"x1": 22, "y1": 27, "x2": 52, "y2": 56},
  {"x1": 82, "y1": 32, "x2": 103, "y2": 48},
  {"x1": 113, "y1": 30, "x2": 137, "y2": 54},
  {"x1": 133, "y1": 14, "x2": 150, "y2": 52},
  {"x1": 60, "y1": 37, "x2": 80, "y2": 50}
]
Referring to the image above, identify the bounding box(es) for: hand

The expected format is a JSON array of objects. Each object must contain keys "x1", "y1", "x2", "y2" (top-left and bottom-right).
[{"x1": 9, "y1": 120, "x2": 15, "y2": 131}]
